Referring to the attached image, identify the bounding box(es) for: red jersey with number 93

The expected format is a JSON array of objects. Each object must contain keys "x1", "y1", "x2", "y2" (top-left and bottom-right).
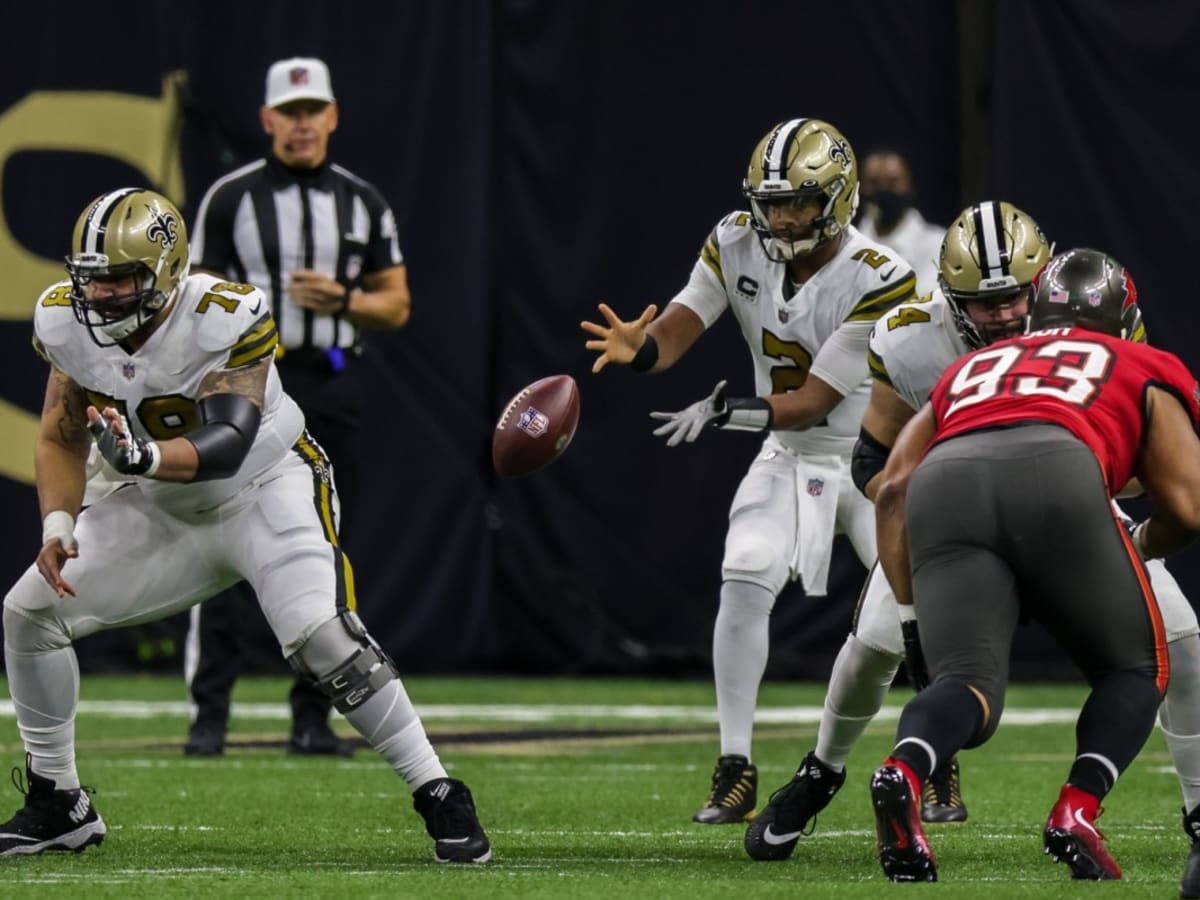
[{"x1": 929, "y1": 327, "x2": 1200, "y2": 493}]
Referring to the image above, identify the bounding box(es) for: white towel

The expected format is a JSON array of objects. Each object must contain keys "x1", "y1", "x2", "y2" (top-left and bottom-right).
[{"x1": 791, "y1": 454, "x2": 844, "y2": 596}]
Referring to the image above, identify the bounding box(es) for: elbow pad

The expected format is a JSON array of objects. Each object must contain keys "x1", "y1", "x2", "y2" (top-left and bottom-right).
[
  {"x1": 851, "y1": 427, "x2": 892, "y2": 497},
  {"x1": 185, "y1": 393, "x2": 263, "y2": 482}
]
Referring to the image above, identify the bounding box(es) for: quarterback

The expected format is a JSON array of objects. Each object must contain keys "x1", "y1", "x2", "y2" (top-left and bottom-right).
[
  {"x1": 582, "y1": 118, "x2": 917, "y2": 823},
  {"x1": 0, "y1": 188, "x2": 490, "y2": 863}
]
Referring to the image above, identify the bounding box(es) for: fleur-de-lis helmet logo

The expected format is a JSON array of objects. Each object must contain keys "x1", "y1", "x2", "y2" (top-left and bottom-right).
[{"x1": 146, "y1": 205, "x2": 179, "y2": 250}]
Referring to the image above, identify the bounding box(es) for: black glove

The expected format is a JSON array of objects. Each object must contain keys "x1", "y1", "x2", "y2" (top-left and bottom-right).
[
  {"x1": 901, "y1": 618, "x2": 931, "y2": 692},
  {"x1": 89, "y1": 410, "x2": 160, "y2": 476}
]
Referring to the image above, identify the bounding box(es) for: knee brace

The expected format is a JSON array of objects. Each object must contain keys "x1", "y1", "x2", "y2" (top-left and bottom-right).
[
  {"x1": 722, "y1": 531, "x2": 789, "y2": 592},
  {"x1": 288, "y1": 611, "x2": 398, "y2": 714}
]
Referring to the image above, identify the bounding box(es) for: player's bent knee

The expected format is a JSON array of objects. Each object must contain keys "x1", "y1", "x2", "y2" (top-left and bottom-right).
[
  {"x1": 2, "y1": 603, "x2": 71, "y2": 653},
  {"x1": 288, "y1": 611, "x2": 398, "y2": 714},
  {"x1": 721, "y1": 533, "x2": 787, "y2": 591},
  {"x1": 959, "y1": 681, "x2": 1003, "y2": 748}
]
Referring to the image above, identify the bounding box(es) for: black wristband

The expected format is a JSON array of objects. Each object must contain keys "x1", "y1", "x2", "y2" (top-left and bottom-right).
[{"x1": 630, "y1": 334, "x2": 659, "y2": 373}]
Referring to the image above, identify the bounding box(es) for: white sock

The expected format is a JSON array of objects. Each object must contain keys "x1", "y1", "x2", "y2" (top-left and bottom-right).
[
  {"x1": 1162, "y1": 634, "x2": 1200, "y2": 811},
  {"x1": 712, "y1": 580, "x2": 775, "y2": 761},
  {"x1": 4, "y1": 645, "x2": 81, "y2": 790},
  {"x1": 815, "y1": 635, "x2": 901, "y2": 772},
  {"x1": 344, "y1": 678, "x2": 447, "y2": 791}
]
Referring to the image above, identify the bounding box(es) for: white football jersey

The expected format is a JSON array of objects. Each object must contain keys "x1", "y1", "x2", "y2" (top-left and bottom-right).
[
  {"x1": 866, "y1": 289, "x2": 968, "y2": 410},
  {"x1": 34, "y1": 272, "x2": 305, "y2": 516},
  {"x1": 675, "y1": 214, "x2": 917, "y2": 456}
]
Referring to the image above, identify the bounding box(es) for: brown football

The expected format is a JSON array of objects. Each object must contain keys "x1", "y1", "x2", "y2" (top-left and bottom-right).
[{"x1": 492, "y1": 375, "x2": 581, "y2": 477}]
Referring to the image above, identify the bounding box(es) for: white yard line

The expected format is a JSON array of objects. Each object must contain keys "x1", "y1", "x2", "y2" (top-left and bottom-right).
[{"x1": 0, "y1": 699, "x2": 1081, "y2": 724}]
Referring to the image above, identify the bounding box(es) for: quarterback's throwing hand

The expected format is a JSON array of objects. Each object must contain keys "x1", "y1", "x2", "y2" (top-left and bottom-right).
[
  {"x1": 581, "y1": 303, "x2": 658, "y2": 373},
  {"x1": 650, "y1": 380, "x2": 729, "y2": 447},
  {"x1": 87, "y1": 406, "x2": 161, "y2": 477}
]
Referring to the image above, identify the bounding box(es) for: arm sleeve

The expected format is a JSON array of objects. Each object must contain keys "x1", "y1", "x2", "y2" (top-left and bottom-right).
[{"x1": 809, "y1": 320, "x2": 874, "y2": 396}]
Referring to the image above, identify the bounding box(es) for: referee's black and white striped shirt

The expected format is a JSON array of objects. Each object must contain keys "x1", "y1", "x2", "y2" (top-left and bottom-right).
[{"x1": 191, "y1": 155, "x2": 402, "y2": 352}]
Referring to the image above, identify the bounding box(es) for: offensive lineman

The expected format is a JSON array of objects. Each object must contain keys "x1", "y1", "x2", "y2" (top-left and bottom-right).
[
  {"x1": 581, "y1": 118, "x2": 918, "y2": 823},
  {"x1": 0, "y1": 188, "x2": 491, "y2": 863}
]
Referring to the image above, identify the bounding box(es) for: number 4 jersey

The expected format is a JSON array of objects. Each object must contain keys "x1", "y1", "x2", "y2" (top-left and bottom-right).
[
  {"x1": 33, "y1": 273, "x2": 305, "y2": 515},
  {"x1": 929, "y1": 326, "x2": 1200, "y2": 493}
]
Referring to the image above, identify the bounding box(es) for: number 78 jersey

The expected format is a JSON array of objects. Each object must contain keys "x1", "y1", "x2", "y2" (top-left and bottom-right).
[{"x1": 929, "y1": 326, "x2": 1200, "y2": 492}]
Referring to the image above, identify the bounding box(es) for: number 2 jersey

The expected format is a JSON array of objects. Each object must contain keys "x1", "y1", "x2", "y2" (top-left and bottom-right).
[
  {"x1": 672, "y1": 212, "x2": 917, "y2": 456},
  {"x1": 33, "y1": 273, "x2": 306, "y2": 516},
  {"x1": 929, "y1": 327, "x2": 1200, "y2": 493}
]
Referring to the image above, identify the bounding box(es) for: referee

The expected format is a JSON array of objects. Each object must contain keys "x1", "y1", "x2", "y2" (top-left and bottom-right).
[{"x1": 182, "y1": 57, "x2": 411, "y2": 756}]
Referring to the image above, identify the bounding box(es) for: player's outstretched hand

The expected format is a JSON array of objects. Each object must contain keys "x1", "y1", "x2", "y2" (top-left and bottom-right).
[
  {"x1": 649, "y1": 380, "x2": 729, "y2": 447},
  {"x1": 581, "y1": 303, "x2": 657, "y2": 373},
  {"x1": 88, "y1": 406, "x2": 160, "y2": 477}
]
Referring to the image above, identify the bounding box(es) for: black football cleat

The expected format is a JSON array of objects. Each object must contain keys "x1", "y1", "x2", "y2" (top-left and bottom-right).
[
  {"x1": 693, "y1": 754, "x2": 757, "y2": 824},
  {"x1": 414, "y1": 778, "x2": 492, "y2": 863},
  {"x1": 872, "y1": 762, "x2": 937, "y2": 882},
  {"x1": 744, "y1": 751, "x2": 845, "y2": 861},
  {"x1": 921, "y1": 755, "x2": 968, "y2": 823},
  {"x1": 0, "y1": 758, "x2": 106, "y2": 856}
]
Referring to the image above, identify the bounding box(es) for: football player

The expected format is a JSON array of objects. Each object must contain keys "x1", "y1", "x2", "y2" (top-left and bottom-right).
[
  {"x1": 869, "y1": 247, "x2": 1200, "y2": 881},
  {"x1": 740, "y1": 202, "x2": 1047, "y2": 862},
  {"x1": 858, "y1": 208, "x2": 1200, "y2": 891},
  {"x1": 0, "y1": 188, "x2": 490, "y2": 863},
  {"x1": 582, "y1": 118, "x2": 917, "y2": 824}
]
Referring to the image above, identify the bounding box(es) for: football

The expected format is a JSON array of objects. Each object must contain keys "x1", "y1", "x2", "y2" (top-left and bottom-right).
[{"x1": 492, "y1": 374, "x2": 581, "y2": 477}]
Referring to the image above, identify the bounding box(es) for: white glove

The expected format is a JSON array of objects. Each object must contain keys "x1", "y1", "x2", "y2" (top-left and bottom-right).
[{"x1": 649, "y1": 380, "x2": 729, "y2": 447}]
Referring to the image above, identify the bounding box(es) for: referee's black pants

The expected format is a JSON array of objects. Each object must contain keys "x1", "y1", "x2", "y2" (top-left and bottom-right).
[{"x1": 186, "y1": 354, "x2": 364, "y2": 733}]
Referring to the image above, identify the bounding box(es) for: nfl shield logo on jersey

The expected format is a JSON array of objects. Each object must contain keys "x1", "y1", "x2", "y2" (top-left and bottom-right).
[
  {"x1": 517, "y1": 406, "x2": 549, "y2": 438},
  {"x1": 778, "y1": 307, "x2": 790, "y2": 324},
  {"x1": 121, "y1": 362, "x2": 137, "y2": 381},
  {"x1": 807, "y1": 478, "x2": 824, "y2": 496}
]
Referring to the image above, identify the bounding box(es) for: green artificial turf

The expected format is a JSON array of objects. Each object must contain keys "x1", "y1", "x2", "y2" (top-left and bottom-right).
[{"x1": 0, "y1": 676, "x2": 1187, "y2": 898}]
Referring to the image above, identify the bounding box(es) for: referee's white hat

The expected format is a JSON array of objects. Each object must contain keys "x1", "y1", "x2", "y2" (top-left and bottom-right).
[{"x1": 265, "y1": 57, "x2": 335, "y2": 108}]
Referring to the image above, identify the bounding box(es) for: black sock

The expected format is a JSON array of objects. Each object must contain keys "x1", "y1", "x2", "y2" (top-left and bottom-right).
[{"x1": 891, "y1": 679, "x2": 985, "y2": 783}]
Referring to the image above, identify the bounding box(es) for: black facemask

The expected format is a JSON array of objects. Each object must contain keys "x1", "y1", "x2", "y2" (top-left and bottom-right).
[{"x1": 867, "y1": 190, "x2": 914, "y2": 230}]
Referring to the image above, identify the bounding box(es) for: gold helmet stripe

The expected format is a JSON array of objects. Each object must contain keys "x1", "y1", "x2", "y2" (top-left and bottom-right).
[
  {"x1": 762, "y1": 118, "x2": 808, "y2": 180},
  {"x1": 80, "y1": 187, "x2": 140, "y2": 255},
  {"x1": 971, "y1": 200, "x2": 1011, "y2": 280}
]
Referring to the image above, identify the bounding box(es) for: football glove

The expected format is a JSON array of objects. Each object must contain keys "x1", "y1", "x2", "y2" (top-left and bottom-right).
[
  {"x1": 900, "y1": 618, "x2": 931, "y2": 693},
  {"x1": 649, "y1": 380, "x2": 773, "y2": 447},
  {"x1": 89, "y1": 409, "x2": 161, "y2": 477}
]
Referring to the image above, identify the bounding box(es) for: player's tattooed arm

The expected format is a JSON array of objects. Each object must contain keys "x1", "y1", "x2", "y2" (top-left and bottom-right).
[
  {"x1": 197, "y1": 356, "x2": 271, "y2": 411},
  {"x1": 35, "y1": 367, "x2": 91, "y2": 524},
  {"x1": 44, "y1": 368, "x2": 93, "y2": 455}
]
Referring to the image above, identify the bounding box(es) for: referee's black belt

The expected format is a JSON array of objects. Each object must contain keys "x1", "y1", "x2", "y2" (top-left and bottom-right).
[{"x1": 276, "y1": 344, "x2": 363, "y2": 374}]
